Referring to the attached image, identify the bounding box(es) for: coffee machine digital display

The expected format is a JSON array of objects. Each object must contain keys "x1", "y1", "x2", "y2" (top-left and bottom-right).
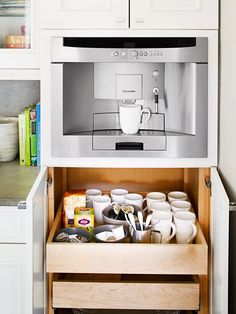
[{"x1": 50, "y1": 37, "x2": 208, "y2": 158}]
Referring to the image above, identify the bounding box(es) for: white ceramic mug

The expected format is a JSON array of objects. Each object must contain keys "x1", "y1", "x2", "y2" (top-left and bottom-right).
[
  {"x1": 124, "y1": 193, "x2": 143, "y2": 209},
  {"x1": 152, "y1": 211, "x2": 176, "y2": 244},
  {"x1": 93, "y1": 195, "x2": 115, "y2": 224},
  {"x1": 86, "y1": 189, "x2": 102, "y2": 201},
  {"x1": 149, "y1": 201, "x2": 171, "y2": 212},
  {"x1": 171, "y1": 200, "x2": 192, "y2": 213},
  {"x1": 110, "y1": 188, "x2": 129, "y2": 204},
  {"x1": 168, "y1": 191, "x2": 188, "y2": 203},
  {"x1": 119, "y1": 104, "x2": 151, "y2": 135},
  {"x1": 174, "y1": 211, "x2": 197, "y2": 244},
  {"x1": 143, "y1": 192, "x2": 166, "y2": 210}
]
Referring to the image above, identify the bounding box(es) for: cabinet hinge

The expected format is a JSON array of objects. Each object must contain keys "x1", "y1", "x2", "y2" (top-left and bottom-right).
[
  {"x1": 205, "y1": 176, "x2": 212, "y2": 196},
  {"x1": 47, "y1": 177, "x2": 53, "y2": 188}
]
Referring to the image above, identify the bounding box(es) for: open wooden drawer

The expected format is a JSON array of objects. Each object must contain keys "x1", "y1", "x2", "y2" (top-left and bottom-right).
[
  {"x1": 46, "y1": 202, "x2": 207, "y2": 275},
  {"x1": 52, "y1": 274, "x2": 200, "y2": 310},
  {"x1": 47, "y1": 167, "x2": 210, "y2": 313}
]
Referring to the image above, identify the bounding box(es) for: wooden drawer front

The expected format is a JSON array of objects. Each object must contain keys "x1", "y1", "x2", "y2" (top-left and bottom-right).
[
  {"x1": 130, "y1": 0, "x2": 218, "y2": 29},
  {"x1": 0, "y1": 206, "x2": 26, "y2": 243},
  {"x1": 53, "y1": 275, "x2": 200, "y2": 310},
  {"x1": 47, "y1": 204, "x2": 207, "y2": 275},
  {"x1": 41, "y1": 0, "x2": 128, "y2": 29}
]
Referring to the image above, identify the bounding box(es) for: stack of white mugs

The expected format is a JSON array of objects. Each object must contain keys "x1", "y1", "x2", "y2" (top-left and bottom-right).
[{"x1": 86, "y1": 189, "x2": 197, "y2": 244}]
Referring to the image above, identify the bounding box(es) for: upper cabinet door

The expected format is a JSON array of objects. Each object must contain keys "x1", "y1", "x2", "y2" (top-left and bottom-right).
[
  {"x1": 130, "y1": 0, "x2": 218, "y2": 30},
  {"x1": 211, "y1": 168, "x2": 229, "y2": 314},
  {"x1": 41, "y1": 0, "x2": 129, "y2": 29},
  {"x1": 0, "y1": 0, "x2": 40, "y2": 68}
]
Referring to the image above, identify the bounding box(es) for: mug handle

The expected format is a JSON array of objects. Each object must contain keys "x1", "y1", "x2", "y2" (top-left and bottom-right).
[
  {"x1": 166, "y1": 222, "x2": 177, "y2": 243},
  {"x1": 86, "y1": 200, "x2": 93, "y2": 208},
  {"x1": 187, "y1": 223, "x2": 197, "y2": 244},
  {"x1": 140, "y1": 108, "x2": 151, "y2": 128},
  {"x1": 151, "y1": 229, "x2": 162, "y2": 244}
]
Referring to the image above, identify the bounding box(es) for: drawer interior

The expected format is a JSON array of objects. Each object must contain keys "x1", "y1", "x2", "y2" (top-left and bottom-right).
[{"x1": 53, "y1": 274, "x2": 200, "y2": 311}]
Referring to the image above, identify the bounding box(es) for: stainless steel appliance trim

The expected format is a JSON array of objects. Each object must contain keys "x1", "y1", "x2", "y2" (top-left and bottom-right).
[{"x1": 51, "y1": 37, "x2": 208, "y2": 63}]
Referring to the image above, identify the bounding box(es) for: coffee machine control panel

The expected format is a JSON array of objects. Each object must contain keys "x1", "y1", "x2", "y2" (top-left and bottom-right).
[{"x1": 111, "y1": 50, "x2": 163, "y2": 60}]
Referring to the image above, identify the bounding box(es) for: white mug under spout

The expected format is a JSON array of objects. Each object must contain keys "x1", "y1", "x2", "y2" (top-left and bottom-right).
[{"x1": 119, "y1": 104, "x2": 151, "y2": 135}]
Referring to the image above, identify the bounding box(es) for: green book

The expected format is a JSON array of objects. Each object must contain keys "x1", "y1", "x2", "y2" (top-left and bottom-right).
[
  {"x1": 24, "y1": 104, "x2": 35, "y2": 166},
  {"x1": 18, "y1": 111, "x2": 26, "y2": 166},
  {"x1": 30, "y1": 106, "x2": 37, "y2": 166}
]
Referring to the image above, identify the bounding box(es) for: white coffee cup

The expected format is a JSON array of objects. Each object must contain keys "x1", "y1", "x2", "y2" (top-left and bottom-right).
[
  {"x1": 86, "y1": 189, "x2": 102, "y2": 201},
  {"x1": 149, "y1": 201, "x2": 171, "y2": 212},
  {"x1": 110, "y1": 189, "x2": 128, "y2": 204},
  {"x1": 93, "y1": 195, "x2": 114, "y2": 224},
  {"x1": 168, "y1": 191, "x2": 188, "y2": 203},
  {"x1": 124, "y1": 193, "x2": 143, "y2": 209},
  {"x1": 144, "y1": 192, "x2": 166, "y2": 210},
  {"x1": 171, "y1": 200, "x2": 191, "y2": 213},
  {"x1": 152, "y1": 211, "x2": 176, "y2": 243},
  {"x1": 174, "y1": 211, "x2": 197, "y2": 244},
  {"x1": 119, "y1": 104, "x2": 151, "y2": 135}
]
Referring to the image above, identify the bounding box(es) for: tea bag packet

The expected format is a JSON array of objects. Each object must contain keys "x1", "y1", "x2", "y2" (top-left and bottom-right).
[
  {"x1": 74, "y1": 207, "x2": 95, "y2": 238},
  {"x1": 63, "y1": 190, "x2": 86, "y2": 227}
]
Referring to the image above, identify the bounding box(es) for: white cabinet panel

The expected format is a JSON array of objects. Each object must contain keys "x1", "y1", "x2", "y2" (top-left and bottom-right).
[
  {"x1": 0, "y1": 245, "x2": 28, "y2": 314},
  {"x1": 130, "y1": 0, "x2": 218, "y2": 29},
  {"x1": 41, "y1": 0, "x2": 128, "y2": 29},
  {"x1": 27, "y1": 167, "x2": 48, "y2": 314},
  {"x1": 0, "y1": 206, "x2": 26, "y2": 243},
  {"x1": 211, "y1": 168, "x2": 229, "y2": 314}
]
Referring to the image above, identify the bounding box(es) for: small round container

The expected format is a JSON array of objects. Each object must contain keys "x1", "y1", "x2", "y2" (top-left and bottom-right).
[
  {"x1": 102, "y1": 204, "x2": 139, "y2": 228},
  {"x1": 54, "y1": 227, "x2": 91, "y2": 243},
  {"x1": 94, "y1": 225, "x2": 128, "y2": 243}
]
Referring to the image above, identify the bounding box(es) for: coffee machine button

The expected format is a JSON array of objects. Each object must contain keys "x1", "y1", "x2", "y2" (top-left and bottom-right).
[
  {"x1": 140, "y1": 51, "x2": 143, "y2": 56},
  {"x1": 121, "y1": 50, "x2": 127, "y2": 57},
  {"x1": 144, "y1": 52, "x2": 148, "y2": 56},
  {"x1": 114, "y1": 51, "x2": 119, "y2": 57},
  {"x1": 132, "y1": 50, "x2": 139, "y2": 58}
]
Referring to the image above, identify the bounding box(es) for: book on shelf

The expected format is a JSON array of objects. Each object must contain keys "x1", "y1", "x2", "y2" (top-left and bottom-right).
[
  {"x1": 18, "y1": 102, "x2": 40, "y2": 166},
  {"x1": 36, "y1": 102, "x2": 41, "y2": 166},
  {"x1": 30, "y1": 105, "x2": 37, "y2": 166},
  {"x1": 18, "y1": 111, "x2": 26, "y2": 166}
]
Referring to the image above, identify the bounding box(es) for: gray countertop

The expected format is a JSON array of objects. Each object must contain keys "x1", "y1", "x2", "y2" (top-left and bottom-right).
[{"x1": 0, "y1": 160, "x2": 40, "y2": 206}]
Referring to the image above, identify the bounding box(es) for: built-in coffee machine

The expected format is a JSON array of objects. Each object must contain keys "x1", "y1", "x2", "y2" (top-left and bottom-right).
[{"x1": 51, "y1": 37, "x2": 208, "y2": 157}]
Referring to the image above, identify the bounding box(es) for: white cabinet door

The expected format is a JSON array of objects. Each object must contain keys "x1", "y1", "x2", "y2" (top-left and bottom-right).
[
  {"x1": 0, "y1": 245, "x2": 28, "y2": 314},
  {"x1": 130, "y1": 0, "x2": 218, "y2": 30},
  {"x1": 211, "y1": 168, "x2": 229, "y2": 314},
  {"x1": 26, "y1": 167, "x2": 48, "y2": 314},
  {"x1": 41, "y1": 0, "x2": 128, "y2": 29}
]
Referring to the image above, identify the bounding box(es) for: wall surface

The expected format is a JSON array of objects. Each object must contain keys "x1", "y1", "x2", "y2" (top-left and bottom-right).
[
  {"x1": 0, "y1": 81, "x2": 40, "y2": 117},
  {"x1": 219, "y1": 1, "x2": 236, "y2": 201}
]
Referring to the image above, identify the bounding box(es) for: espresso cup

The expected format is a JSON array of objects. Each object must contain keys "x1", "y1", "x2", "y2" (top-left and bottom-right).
[
  {"x1": 143, "y1": 192, "x2": 166, "y2": 210},
  {"x1": 168, "y1": 191, "x2": 188, "y2": 203},
  {"x1": 110, "y1": 188, "x2": 129, "y2": 204},
  {"x1": 174, "y1": 211, "x2": 197, "y2": 244},
  {"x1": 148, "y1": 201, "x2": 171, "y2": 212},
  {"x1": 171, "y1": 200, "x2": 191, "y2": 213},
  {"x1": 93, "y1": 195, "x2": 115, "y2": 224},
  {"x1": 119, "y1": 104, "x2": 151, "y2": 135},
  {"x1": 86, "y1": 189, "x2": 102, "y2": 201},
  {"x1": 152, "y1": 211, "x2": 176, "y2": 243},
  {"x1": 124, "y1": 193, "x2": 143, "y2": 209}
]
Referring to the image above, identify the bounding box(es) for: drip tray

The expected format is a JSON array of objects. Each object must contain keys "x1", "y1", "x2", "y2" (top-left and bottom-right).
[{"x1": 92, "y1": 130, "x2": 166, "y2": 151}]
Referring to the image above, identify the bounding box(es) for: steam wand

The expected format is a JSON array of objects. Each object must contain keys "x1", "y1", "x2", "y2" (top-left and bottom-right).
[{"x1": 153, "y1": 87, "x2": 160, "y2": 113}]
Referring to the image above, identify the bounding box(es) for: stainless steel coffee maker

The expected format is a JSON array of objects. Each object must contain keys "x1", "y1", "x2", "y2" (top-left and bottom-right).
[{"x1": 51, "y1": 37, "x2": 208, "y2": 158}]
